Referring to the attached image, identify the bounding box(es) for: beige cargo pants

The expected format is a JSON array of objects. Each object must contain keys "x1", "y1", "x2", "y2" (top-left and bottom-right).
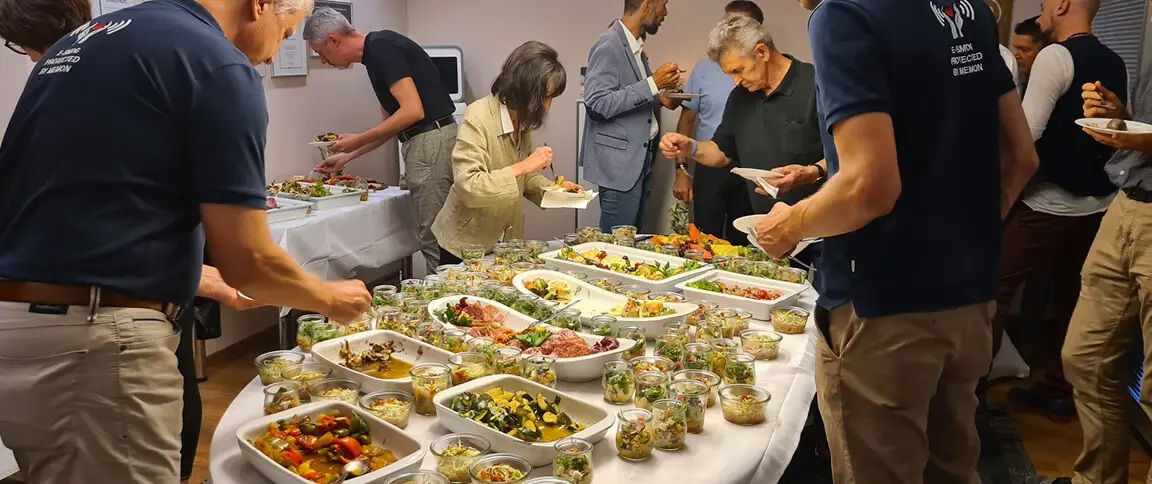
[{"x1": 402, "y1": 124, "x2": 458, "y2": 275}]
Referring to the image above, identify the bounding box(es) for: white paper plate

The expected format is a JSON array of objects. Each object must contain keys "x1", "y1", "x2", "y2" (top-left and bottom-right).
[
  {"x1": 308, "y1": 141, "x2": 337, "y2": 147},
  {"x1": 1075, "y1": 118, "x2": 1152, "y2": 135},
  {"x1": 746, "y1": 233, "x2": 822, "y2": 258},
  {"x1": 731, "y1": 167, "x2": 784, "y2": 181},
  {"x1": 733, "y1": 215, "x2": 764, "y2": 235}
]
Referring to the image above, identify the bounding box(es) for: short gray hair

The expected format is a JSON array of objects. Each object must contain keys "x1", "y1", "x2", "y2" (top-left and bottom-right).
[
  {"x1": 303, "y1": 6, "x2": 353, "y2": 43},
  {"x1": 276, "y1": 0, "x2": 313, "y2": 16},
  {"x1": 707, "y1": 15, "x2": 775, "y2": 63}
]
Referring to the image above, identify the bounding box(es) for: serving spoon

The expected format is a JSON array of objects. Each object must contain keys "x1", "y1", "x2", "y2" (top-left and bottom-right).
[
  {"x1": 531, "y1": 299, "x2": 584, "y2": 327},
  {"x1": 333, "y1": 459, "x2": 371, "y2": 484}
]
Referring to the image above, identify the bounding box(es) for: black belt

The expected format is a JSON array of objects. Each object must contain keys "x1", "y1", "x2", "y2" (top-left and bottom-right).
[
  {"x1": 398, "y1": 116, "x2": 455, "y2": 143},
  {"x1": 1124, "y1": 186, "x2": 1152, "y2": 203}
]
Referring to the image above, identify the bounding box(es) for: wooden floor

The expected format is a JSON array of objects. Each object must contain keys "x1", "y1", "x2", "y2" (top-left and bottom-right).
[{"x1": 186, "y1": 330, "x2": 1151, "y2": 484}]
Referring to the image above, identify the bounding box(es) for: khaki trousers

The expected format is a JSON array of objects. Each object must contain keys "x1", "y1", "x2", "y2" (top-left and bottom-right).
[
  {"x1": 0, "y1": 303, "x2": 183, "y2": 483},
  {"x1": 1062, "y1": 191, "x2": 1152, "y2": 484},
  {"x1": 816, "y1": 301, "x2": 994, "y2": 484},
  {"x1": 402, "y1": 124, "x2": 458, "y2": 276}
]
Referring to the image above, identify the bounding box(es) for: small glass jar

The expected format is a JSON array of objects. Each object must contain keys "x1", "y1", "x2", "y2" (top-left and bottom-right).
[
  {"x1": 400, "y1": 278, "x2": 424, "y2": 294},
  {"x1": 525, "y1": 240, "x2": 550, "y2": 263},
  {"x1": 752, "y1": 261, "x2": 778, "y2": 279},
  {"x1": 669, "y1": 379, "x2": 708, "y2": 434},
  {"x1": 399, "y1": 313, "x2": 422, "y2": 337},
  {"x1": 634, "y1": 371, "x2": 669, "y2": 411},
  {"x1": 521, "y1": 354, "x2": 558, "y2": 388},
  {"x1": 630, "y1": 355, "x2": 674, "y2": 376},
  {"x1": 771, "y1": 306, "x2": 810, "y2": 335},
  {"x1": 683, "y1": 249, "x2": 706, "y2": 262},
  {"x1": 255, "y1": 350, "x2": 305, "y2": 385},
  {"x1": 724, "y1": 352, "x2": 757, "y2": 385},
  {"x1": 596, "y1": 233, "x2": 616, "y2": 244},
  {"x1": 512, "y1": 294, "x2": 539, "y2": 317},
  {"x1": 651, "y1": 399, "x2": 687, "y2": 450},
  {"x1": 589, "y1": 314, "x2": 617, "y2": 337},
  {"x1": 510, "y1": 261, "x2": 537, "y2": 277},
  {"x1": 745, "y1": 245, "x2": 767, "y2": 262},
  {"x1": 440, "y1": 328, "x2": 469, "y2": 354},
  {"x1": 460, "y1": 243, "x2": 486, "y2": 261},
  {"x1": 495, "y1": 286, "x2": 521, "y2": 305},
  {"x1": 553, "y1": 437, "x2": 594, "y2": 484},
  {"x1": 410, "y1": 363, "x2": 452, "y2": 416},
  {"x1": 307, "y1": 378, "x2": 361, "y2": 405},
  {"x1": 384, "y1": 471, "x2": 451, "y2": 484},
  {"x1": 616, "y1": 408, "x2": 654, "y2": 461},
  {"x1": 390, "y1": 292, "x2": 411, "y2": 310},
  {"x1": 448, "y1": 352, "x2": 492, "y2": 386},
  {"x1": 431, "y1": 433, "x2": 491, "y2": 484},
  {"x1": 470, "y1": 453, "x2": 532, "y2": 484},
  {"x1": 741, "y1": 329, "x2": 783, "y2": 360},
  {"x1": 563, "y1": 233, "x2": 581, "y2": 247},
  {"x1": 478, "y1": 281, "x2": 503, "y2": 301},
  {"x1": 294, "y1": 314, "x2": 330, "y2": 352},
  {"x1": 375, "y1": 306, "x2": 403, "y2": 332},
  {"x1": 359, "y1": 391, "x2": 413, "y2": 429},
  {"x1": 648, "y1": 292, "x2": 686, "y2": 303},
  {"x1": 417, "y1": 322, "x2": 444, "y2": 347},
  {"x1": 660, "y1": 245, "x2": 681, "y2": 257},
  {"x1": 654, "y1": 333, "x2": 685, "y2": 369},
  {"x1": 672, "y1": 369, "x2": 721, "y2": 408},
  {"x1": 423, "y1": 275, "x2": 446, "y2": 299},
  {"x1": 281, "y1": 363, "x2": 332, "y2": 402},
  {"x1": 619, "y1": 325, "x2": 647, "y2": 361},
  {"x1": 724, "y1": 308, "x2": 753, "y2": 338},
  {"x1": 611, "y1": 224, "x2": 638, "y2": 240},
  {"x1": 553, "y1": 308, "x2": 583, "y2": 332},
  {"x1": 439, "y1": 279, "x2": 466, "y2": 297},
  {"x1": 404, "y1": 299, "x2": 430, "y2": 318},
  {"x1": 775, "y1": 267, "x2": 808, "y2": 284},
  {"x1": 687, "y1": 300, "x2": 719, "y2": 326},
  {"x1": 562, "y1": 270, "x2": 588, "y2": 281},
  {"x1": 493, "y1": 346, "x2": 523, "y2": 376},
  {"x1": 711, "y1": 255, "x2": 732, "y2": 270},
  {"x1": 589, "y1": 278, "x2": 620, "y2": 292},
  {"x1": 492, "y1": 244, "x2": 514, "y2": 266},
  {"x1": 602, "y1": 360, "x2": 635, "y2": 405},
  {"x1": 262, "y1": 381, "x2": 302, "y2": 415},
  {"x1": 683, "y1": 343, "x2": 713, "y2": 371},
  {"x1": 614, "y1": 236, "x2": 635, "y2": 247},
  {"x1": 437, "y1": 263, "x2": 466, "y2": 277},
  {"x1": 372, "y1": 284, "x2": 398, "y2": 307},
  {"x1": 662, "y1": 321, "x2": 691, "y2": 345},
  {"x1": 615, "y1": 285, "x2": 651, "y2": 300},
  {"x1": 695, "y1": 319, "x2": 724, "y2": 344},
  {"x1": 709, "y1": 338, "x2": 740, "y2": 376},
  {"x1": 505, "y1": 248, "x2": 530, "y2": 265},
  {"x1": 727, "y1": 256, "x2": 751, "y2": 276},
  {"x1": 577, "y1": 226, "x2": 601, "y2": 244},
  {"x1": 466, "y1": 337, "x2": 497, "y2": 364},
  {"x1": 465, "y1": 258, "x2": 492, "y2": 274},
  {"x1": 720, "y1": 384, "x2": 771, "y2": 426},
  {"x1": 464, "y1": 282, "x2": 485, "y2": 297},
  {"x1": 635, "y1": 241, "x2": 658, "y2": 252}
]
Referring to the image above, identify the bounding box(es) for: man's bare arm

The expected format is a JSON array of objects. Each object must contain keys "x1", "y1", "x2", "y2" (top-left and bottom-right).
[{"x1": 998, "y1": 90, "x2": 1039, "y2": 219}]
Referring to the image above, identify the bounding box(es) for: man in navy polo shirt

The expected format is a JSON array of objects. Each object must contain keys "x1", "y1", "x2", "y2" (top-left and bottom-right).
[
  {"x1": 0, "y1": 0, "x2": 371, "y2": 481},
  {"x1": 755, "y1": 0, "x2": 1039, "y2": 482}
]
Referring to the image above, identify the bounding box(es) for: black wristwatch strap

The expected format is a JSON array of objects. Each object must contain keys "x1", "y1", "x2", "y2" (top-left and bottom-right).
[{"x1": 814, "y1": 163, "x2": 826, "y2": 180}]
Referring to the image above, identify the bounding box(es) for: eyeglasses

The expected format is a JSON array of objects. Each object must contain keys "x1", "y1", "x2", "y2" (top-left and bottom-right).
[{"x1": 4, "y1": 41, "x2": 27, "y2": 56}]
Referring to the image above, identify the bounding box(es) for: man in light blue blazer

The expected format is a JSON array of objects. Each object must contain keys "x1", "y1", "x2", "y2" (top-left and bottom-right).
[{"x1": 582, "y1": 0, "x2": 682, "y2": 233}]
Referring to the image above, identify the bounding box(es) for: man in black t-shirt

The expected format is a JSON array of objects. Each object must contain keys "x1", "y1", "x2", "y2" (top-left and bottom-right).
[{"x1": 305, "y1": 7, "x2": 457, "y2": 274}]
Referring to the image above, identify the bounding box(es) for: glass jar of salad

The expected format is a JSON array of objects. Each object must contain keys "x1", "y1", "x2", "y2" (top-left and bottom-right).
[
  {"x1": 477, "y1": 281, "x2": 502, "y2": 301},
  {"x1": 423, "y1": 275, "x2": 446, "y2": 299},
  {"x1": 561, "y1": 270, "x2": 588, "y2": 281},
  {"x1": 553, "y1": 308, "x2": 583, "y2": 332},
  {"x1": 682, "y1": 343, "x2": 713, "y2": 371},
  {"x1": 744, "y1": 245, "x2": 767, "y2": 262},
  {"x1": 505, "y1": 238, "x2": 525, "y2": 249},
  {"x1": 724, "y1": 308, "x2": 753, "y2": 338},
  {"x1": 410, "y1": 363, "x2": 452, "y2": 416},
  {"x1": 553, "y1": 437, "x2": 594, "y2": 484},
  {"x1": 686, "y1": 300, "x2": 719, "y2": 326},
  {"x1": 662, "y1": 321, "x2": 691, "y2": 345},
  {"x1": 493, "y1": 346, "x2": 523, "y2": 376},
  {"x1": 649, "y1": 292, "x2": 686, "y2": 303},
  {"x1": 525, "y1": 240, "x2": 549, "y2": 263},
  {"x1": 630, "y1": 355, "x2": 674, "y2": 376},
  {"x1": 632, "y1": 240, "x2": 655, "y2": 252},
  {"x1": 307, "y1": 378, "x2": 361, "y2": 405},
  {"x1": 493, "y1": 286, "x2": 519, "y2": 305},
  {"x1": 383, "y1": 470, "x2": 451, "y2": 484},
  {"x1": 711, "y1": 255, "x2": 732, "y2": 270},
  {"x1": 510, "y1": 262, "x2": 537, "y2": 277},
  {"x1": 669, "y1": 379, "x2": 708, "y2": 434},
  {"x1": 295, "y1": 314, "x2": 334, "y2": 352},
  {"x1": 596, "y1": 233, "x2": 616, "y2": 244},
  {"x1": 695, "y1": 319, "x2": 724, "y2": 344},
  {"x1": 775, "y1": 267, "x2": 808, "y2": 284},
  {"x1": 441, "y1": 328, "x2": 469, "y2": 353},
  {"x1": 614, "y1": 236, "x2": 635, "y2": 247},
  {"x1": 404, "y1": 298, "x2": 431, "y2": 318},
  {"x1": 720, "y1": 384, "x2": 771, "y2": 426},
  {"x1": 602, "y1": 360, "x2": 635, "y2": 405},
  {"x1": 398, "y1": 313, "x2": 422, "y2": 337},
  {"x1": 651, "y1": 399, "x2": 687, "y2": 450},
  {"x1": 521, "y1": 354, "x2": 558, "y2": 388},
  {"x1": 726, "y1": 256, "x2": 751, "y2": 275},
  {"x1": 512, "y1": 294, "x2": 540, "y2": 317},
  {"x1": 616, "y1": 408, "x2": 654, "y2": 461},
  {"x1": 589, "y1": 314, "x2": 617, "y2": 337},
  {"x1": 255, "y1": 350, "x2": 305, "y2": 385},
  {"x1": 492, "y1": 244, "x2": 514, "y2": 266},
  {"x1": 660, "y1": 245, "x2": 681, "y2": 257},
  {"x1": 724, "y1": 352, "x2": 757, "y2": 385},
  {"x1": 505, "y1": 249, "x2": 530, "y2": 265},
  {"x1": 390, "y1": 292, "x2": 411, "y2": 310},
  {"x1": 431, "y1": 433, "x2": 491, "y2": 484},
  {"x1": 619, "y1": 325, "x2": 647, "y2": 361},
  {"x1": 262, "y1": 381, "x2": 302, "y2": 416},
  {"x1": 771, "y1": 306, "x2": 810, "y2": 334},
  {"x1": 683, "y1": 249, "x2": 706, "y2": 262},
  {"x1": 672, "y1": 369, "x2": 721, "y2": 408},
  {"x1": 611, "y1": 224, "x2": 638, "y2": 240},
  {"x1": 372, "y1": 284, "x2": 398, "y2": 307},
  {"x1": 741, "y1": 329, "x2": 783, "y2": 360},
  {"x1": 400, "y1": 278, "x2": 424, "y2": 295},
  {"x1": 359, "y1": 391, "x2": 413, "y2": 429},
  {"x1": 466, "y1": 337, "x2": 497, "y2": 364},
  {"x1": 654, "y1": 333, "x2": 685, "y2": 369},
  {"x1": 563, "y1": 233, "x2": 581, "y2": 246},
  {"x1": 460, "y1": 243, "x2": 486, "y2": 261},
  {"x1": 615, "y1": 285, "x2": 651, "y2": 300},
  {"x1": 470, "y1": 453, "x2": 532, "y2": 484},
  {"x1": 634, "y1": 371, "x2": 669, "y2": 411},
  {"x1": 589, "y1": 278, "x2": 621, "y2": 292},
  {"x1": 438, "y1": 265, "x2": 466, "y2": 280},
  {"x1": 281, "y1": 363, "x2": 332, "y2": 402},
  {"x1": 448, "y1": 352, "x2": 492, "y2": 386},
  {"x1": 709, "y1": 338, "x2": 740, "y2": 376},
  {"x1": 375, "y1": 306, "x2": 403, "y2": 332}
]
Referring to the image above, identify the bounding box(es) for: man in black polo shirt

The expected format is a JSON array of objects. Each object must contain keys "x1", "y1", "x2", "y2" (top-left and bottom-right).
[
  {"x1": 659, "y1": 15, "x2": 824, "y2": 216},
  {"x1": 0, "y1": 0, "x2": 371, "y2": 481},
  {"x1": 754, "y1": 0, "x2": 1039, "y2": 482},
  {"x1": 305, "y1": 8, "x2": 456, "y2": 274}
]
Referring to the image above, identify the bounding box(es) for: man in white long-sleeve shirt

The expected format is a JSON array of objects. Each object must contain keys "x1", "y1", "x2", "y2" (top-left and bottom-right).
[{"x1": 990, "y1": 0, "x2": 1127, "y2": 420}]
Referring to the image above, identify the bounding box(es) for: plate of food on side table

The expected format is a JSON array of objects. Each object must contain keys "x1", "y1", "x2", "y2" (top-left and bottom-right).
[
  {"x1": 265, "y1": 196, "x2": 312, "y2": 224},
  {"x1": 267, "y1": 177, "x2": 368, "y2": 210}
]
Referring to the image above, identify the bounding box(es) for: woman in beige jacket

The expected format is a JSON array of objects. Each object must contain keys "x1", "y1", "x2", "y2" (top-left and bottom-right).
[{"x1": 432, "y1": 41, "x2": 570, "y2": 262}]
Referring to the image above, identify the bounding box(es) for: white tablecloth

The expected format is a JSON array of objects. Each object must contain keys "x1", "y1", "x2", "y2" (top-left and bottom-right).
[{"x1": 208, "y1": 293, "x2": 819, "y2": 484}]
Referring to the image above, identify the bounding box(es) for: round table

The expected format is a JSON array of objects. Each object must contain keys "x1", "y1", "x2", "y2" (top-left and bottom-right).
[{"x1": 209, "y1": 295, "x2": 819, "y2": 484}]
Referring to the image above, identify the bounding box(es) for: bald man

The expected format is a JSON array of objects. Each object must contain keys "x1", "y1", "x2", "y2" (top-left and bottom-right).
[{"x1": 991, "y1": 0, "x2": 1127, "y2": 425}]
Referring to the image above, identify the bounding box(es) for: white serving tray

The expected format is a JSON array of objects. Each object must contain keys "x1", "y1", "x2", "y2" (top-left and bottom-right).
[
  {"x1": 236, "y1": 401, "x2": 425, "y2": 484},
  {"x1": 266, "y1": 197, "x2": 312, "y2": 224},
  {"x1": 312, "y1": 330, "x2": 453, "y2": 394},
  {"x1": 427, "y1": 295, "x2": 635, "y2": 382},
  {"x1": 279, "y1": 183, "x2": 368, "y2": 210},
  {"x1": 433, "y1": 375, "x2": 614, "y2": 467},
  {"x1": 539, "y1": 242, "x2": 714, "y2": 292},
  {"x1": 512, "y1": 269, "x2": 696, "y2": 337},
  {"x1": 676, "y1": 270, "x2": 807, "y2": 320}
]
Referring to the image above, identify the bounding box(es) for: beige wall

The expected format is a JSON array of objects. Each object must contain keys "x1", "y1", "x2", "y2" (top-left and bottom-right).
[{"x1": 0, "y1": 53, "x2": 33, "y2": 135}]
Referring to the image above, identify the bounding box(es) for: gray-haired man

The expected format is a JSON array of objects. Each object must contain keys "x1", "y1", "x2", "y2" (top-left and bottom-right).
[{"x1": 304, "y1": 7, "x2": 456, "y2": 274}]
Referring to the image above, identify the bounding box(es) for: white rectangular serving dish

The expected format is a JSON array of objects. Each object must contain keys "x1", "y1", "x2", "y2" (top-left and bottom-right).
[
  {"x1": 279, "y1": 183, "x2": 368, "y2": 210},
  {"x1": 427, "y1": 296, "x2": 635, "y2": 382},
  {"x1": 312, "y1": 330, "x2": 453, "y2": 394},
  {"x1": 512, "y1": 269, "x2": 697, "y2": 337},
  {"x1": 432, "y1": 375, "x2": 614, "y2": 467},
  {"x1": 539, "y1": 242, "x2": 714, "y2": 292},
  {"x1": 266, "y1": 197, "x2": 313, "y2": 224},
  {"x1": 236, "y1": 401, "x2": 425, "y2": 484},
  {"x1": 676, "y1": 270, "x2": 807, "y2": 320}
]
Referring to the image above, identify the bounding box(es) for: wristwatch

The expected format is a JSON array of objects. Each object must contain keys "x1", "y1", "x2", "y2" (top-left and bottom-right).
[{"x1": 813, "y1": 163, "x2": 826, "y2": 181}]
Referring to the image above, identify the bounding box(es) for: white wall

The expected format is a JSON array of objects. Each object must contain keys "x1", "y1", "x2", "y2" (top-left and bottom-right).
[{"x1": 1012, "y1": 0, "x2": 1043, "y2": 26}]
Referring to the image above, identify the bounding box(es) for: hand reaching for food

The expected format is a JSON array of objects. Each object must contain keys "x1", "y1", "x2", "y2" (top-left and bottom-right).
[{"x1": 316, "y1": 152, "x2": 353, "y2": 174}]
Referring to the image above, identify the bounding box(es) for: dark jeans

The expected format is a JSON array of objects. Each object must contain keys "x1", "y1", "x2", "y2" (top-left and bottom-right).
[
  {"x1": 176, "y1": 308, "x2": 202, "y2": 480},
  {"x1": 439, "y1": 246, "x2": 463, "y2": 266},
  {"x1": 692, "y1": 168, "x2": 753, "y2": 240},
  {"x1": 599, "y1": 149, "x2": 655, "y2": 233},
  {"x1": 991, "y1": 203, "x2": 1105, "y2": 395}
]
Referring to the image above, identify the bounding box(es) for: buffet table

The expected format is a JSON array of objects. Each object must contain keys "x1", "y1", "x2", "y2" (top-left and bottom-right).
[{"x1": 208, "y1": 293, "x2": 819, "y2": 484}]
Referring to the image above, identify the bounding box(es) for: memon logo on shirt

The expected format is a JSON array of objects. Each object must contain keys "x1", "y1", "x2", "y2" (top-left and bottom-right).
[
  {"x1": 930, "y1": 0, "x2": 976, "y2": 40},
  {"x1": 68, "y1": 19, "x2": 133, "y2": 45}
]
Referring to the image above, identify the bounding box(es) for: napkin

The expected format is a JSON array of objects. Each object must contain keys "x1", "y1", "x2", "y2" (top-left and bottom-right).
[{"x1": 541, "y1": 189, "x2": 599, "y2": 209}]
